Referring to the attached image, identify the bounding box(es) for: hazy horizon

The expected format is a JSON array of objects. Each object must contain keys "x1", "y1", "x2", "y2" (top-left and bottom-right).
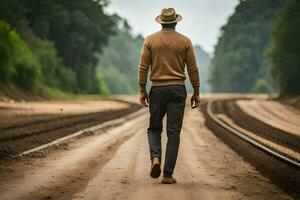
[{"x1": 105, "y1": 0, "x2": 239, "y2": 55}]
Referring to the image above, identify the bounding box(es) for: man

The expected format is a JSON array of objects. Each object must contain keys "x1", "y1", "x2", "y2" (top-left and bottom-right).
[{"x1": 138, "y1": 8, "x2": 200, "y2": 184}]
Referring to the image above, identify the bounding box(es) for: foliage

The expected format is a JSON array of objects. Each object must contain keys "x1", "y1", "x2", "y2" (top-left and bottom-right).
[
  {"x1": 0, "y1": 0, "x2": 116, "y2": 94},
  {"x1": 31, "y1": 36, "x2": 76, "y2": 92},
  {"x1": 209, "y1": 0, "x2": 287, "y2": 93},
  {"x1": 252, "y1": 78, "x2": 271, "y2": 93},
  {"x1": 0, "y1": 20, "x2": 41, "y2": 91},
  {"x1": 0, "y1": 20, "x2": 15, "y2": 80},
  {"x1": 270, "y1": 0, "x2": 300, "y2": 96},
  {"x1": 96, "y1": 18, "x2": 144, "y2": 94}
]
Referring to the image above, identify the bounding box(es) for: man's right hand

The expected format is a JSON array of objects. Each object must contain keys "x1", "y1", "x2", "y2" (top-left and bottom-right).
[
  {"x1": 140, "y1": 91, "x2": 149, "y2": 107},
  {"x1": 191, "y1": 93, "x2": 200, "y2": 109}
]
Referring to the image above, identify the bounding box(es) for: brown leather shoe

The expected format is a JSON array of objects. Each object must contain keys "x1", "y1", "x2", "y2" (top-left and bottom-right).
[
  {"x1": 150, "y1": 157, "x2": 161, "y2": 178},
  {"x1": 161, "y1": 176, "x2": 177, "y2": 184}
]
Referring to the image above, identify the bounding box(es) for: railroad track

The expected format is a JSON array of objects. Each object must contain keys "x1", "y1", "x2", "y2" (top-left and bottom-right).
[{"x1": 207, "y1": 100, "x2": 300, "y2": 168}]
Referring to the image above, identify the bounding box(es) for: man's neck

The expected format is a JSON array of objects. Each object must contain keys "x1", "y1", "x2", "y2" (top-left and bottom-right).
[{"x1": 161, "y1": 27, "x2": 176, "y2": 31}]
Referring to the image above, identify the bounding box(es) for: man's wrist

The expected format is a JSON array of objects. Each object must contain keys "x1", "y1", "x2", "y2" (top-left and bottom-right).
[
  {"x1": 193, "y1": 87, "x2": 200, "y2": 95},
  {"x1": 139, "y1": 83, "x2": 146, "y2": 93}
]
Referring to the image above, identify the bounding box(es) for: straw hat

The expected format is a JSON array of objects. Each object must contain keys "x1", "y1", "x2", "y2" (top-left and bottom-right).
[{"x1": 155, "y1": 8, "x2": 182, "y2": 24}]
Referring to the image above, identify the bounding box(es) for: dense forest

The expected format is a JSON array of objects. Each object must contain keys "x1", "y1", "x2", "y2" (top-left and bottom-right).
[
  {"x1": 0, "y1": 0, "x2": 211, "y2": 96},
  {"x1": 269, "y1": 0, "x2": 300, "y2": 96},
  {"x1": 0, "y1": 0, "x2": 116, "y2": 97},
  {"x1": 1, "y1": 0, "x2": 298, "y2": 97},
  {"x1": 96, "y1": 17, "x2": 144, "y2": 94},
  {"x1": 209, "y1": 0, "x2": 289, "y2": 93}
]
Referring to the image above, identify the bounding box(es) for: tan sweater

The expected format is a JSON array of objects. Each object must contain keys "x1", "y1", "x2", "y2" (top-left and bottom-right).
[{"x1": 138, "y1": 28, "x2": 200, "y2": 94}]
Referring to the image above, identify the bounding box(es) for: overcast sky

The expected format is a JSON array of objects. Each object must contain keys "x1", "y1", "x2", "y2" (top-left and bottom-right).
[{"x1": 105, "y1": 0, "x2": 238, "y2": 55}]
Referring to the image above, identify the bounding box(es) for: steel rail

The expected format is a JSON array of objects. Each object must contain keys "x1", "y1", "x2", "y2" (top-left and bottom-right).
[{"x1": 207, "y1": 100, "x2": 300, "y2": 169}]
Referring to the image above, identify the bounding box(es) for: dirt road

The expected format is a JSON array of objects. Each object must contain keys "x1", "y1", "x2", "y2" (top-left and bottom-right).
[
  {"x1": 0, "y1": 104, "x2": 292, "y2": 200},
  {"x1": 0, "y1": 100, "x2": 141, "y2": 157}
]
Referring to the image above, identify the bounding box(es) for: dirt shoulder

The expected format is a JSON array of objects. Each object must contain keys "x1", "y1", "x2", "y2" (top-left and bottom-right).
[
  {"x1": 237, "y1": 99, "x2": 300, "y2": 136},
  {"x1": 0, "y1": 105, "x2": 292, "y2": 200},
  {"x1": 279, "y1": 96, "x2": 300, "y2": 111},
  {"x1": 0, "y1": 98, "x2": 142, "y2": 158},
  {"x1": 202, "y1": 100, "x2": 300, "y2": 198}
]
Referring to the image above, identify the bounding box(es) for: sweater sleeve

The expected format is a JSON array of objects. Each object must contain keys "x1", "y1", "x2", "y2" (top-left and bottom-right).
[
  {"x1": 138, "y1": 38, "x2": 151, "y2": 92},
  {"x1": 185, "y1": 39, "x2": 200, "y2": 94}
]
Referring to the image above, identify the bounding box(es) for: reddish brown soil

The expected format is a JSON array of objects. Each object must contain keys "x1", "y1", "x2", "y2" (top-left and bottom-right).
[
  {"x1": 202, "y1": 100, "x2": 300, "y2": 198},
  {"x1": 0, "y1": 101, "x2": 142, "y2": 158},
  {"x1": 279, "y1": 96, "x2": 300, "y2": 110},
  {"x1": 237, "y1": 99, "x2": 300, "y2": 136},
  {"x1": 212, "y1": 100, "x2": 300, "y2": 152},
  {"x1": 0, "y1": 104, "x2": 292, "y2": 200}
]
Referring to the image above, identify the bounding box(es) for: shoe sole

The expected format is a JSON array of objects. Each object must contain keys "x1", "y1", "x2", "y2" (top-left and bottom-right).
[
  {"x1": 150, "y1": 163, "x2": 161, "y2": 178},
  {"x1": 161, "y1": 180, "x2": 177, "y2": 184}
]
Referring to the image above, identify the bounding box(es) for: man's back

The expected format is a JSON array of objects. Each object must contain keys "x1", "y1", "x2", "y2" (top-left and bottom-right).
[{"x1": 139, "y1": 28, "x2": 199, "y2": 88}]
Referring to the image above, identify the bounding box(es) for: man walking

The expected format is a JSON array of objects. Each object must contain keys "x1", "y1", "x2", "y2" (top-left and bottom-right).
[{"x1": 138, "y1": 8, "x2": 200, "y2": 184}]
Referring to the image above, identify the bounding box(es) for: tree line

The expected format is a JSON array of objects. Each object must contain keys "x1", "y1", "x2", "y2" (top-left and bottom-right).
[
  {"x1": 0, "y1": 0, "x2": 211, "y2": 96},
  {"x1": 0, "y1": 0, "x2": 116, "y2": 97},
  {"x1": 3, "y1": 0, "x2": 296, "y2": 97},
  {"x1": 96, "y1": 16, "x2": 144, "y2": 94},
  {"x1": 209, "y1": 0, "x2": 300, "y2": 96},
  {"x1": 269, "y1": 0, "x2": 300, "y2": 96}
]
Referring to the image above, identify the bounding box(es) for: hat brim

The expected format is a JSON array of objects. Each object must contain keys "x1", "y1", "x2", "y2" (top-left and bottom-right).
[{"x1": 155, "y1": 14, "x2": 182, "y2": 24}]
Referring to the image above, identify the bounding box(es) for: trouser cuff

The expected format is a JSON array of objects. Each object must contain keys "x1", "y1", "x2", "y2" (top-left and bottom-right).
[{"x1": 151, "y1": 154, "x2": 161, "y2": 162}]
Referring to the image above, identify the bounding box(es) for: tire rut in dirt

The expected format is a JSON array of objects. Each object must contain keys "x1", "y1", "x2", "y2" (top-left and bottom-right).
[
  {"x1": 13, "y1": 131, "x2": 137, "y2": 200},
  {"x1": 0, "y1": 103, "x2": 142, "y2": 158},
  {"x1": 214, "y1": 100, "x2": 300, "y2": 152},
  {"x1": 201, "y1": 101, "x2": 300, "y2": 198},
  {"x1": 0, "y1": 113, "x2": 67, "y2": 131}
]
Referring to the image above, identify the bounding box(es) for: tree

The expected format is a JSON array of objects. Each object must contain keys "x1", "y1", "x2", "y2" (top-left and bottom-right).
[
  {"x1": 96, "y1": 18, "x2": 144, "y2": 94},
  {"x1": 0, "y1": 20, "x2": 41, "y2": 91},
  {"x1": 270, "y1": 0, "x2": 300, "y2": 96},
  {"x1": 209, "y1": 0, "x2": 287, "y2": 93},
  {"x1": 0, "y1": 0, "x2": 117, "y2": 94}
]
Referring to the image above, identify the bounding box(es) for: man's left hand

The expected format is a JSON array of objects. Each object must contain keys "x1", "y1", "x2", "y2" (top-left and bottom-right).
[
  {"x1": 191, "y1": 94, "x2": 200, "y2": 109},
  {"x1": 140, "y1": 92, "x2": 149, "y2": 107}
]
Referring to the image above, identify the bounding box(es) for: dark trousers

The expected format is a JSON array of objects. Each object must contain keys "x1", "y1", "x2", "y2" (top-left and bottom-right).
[{"x1": 147, "y1": 84, "x2": 187, "y2": 177}]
